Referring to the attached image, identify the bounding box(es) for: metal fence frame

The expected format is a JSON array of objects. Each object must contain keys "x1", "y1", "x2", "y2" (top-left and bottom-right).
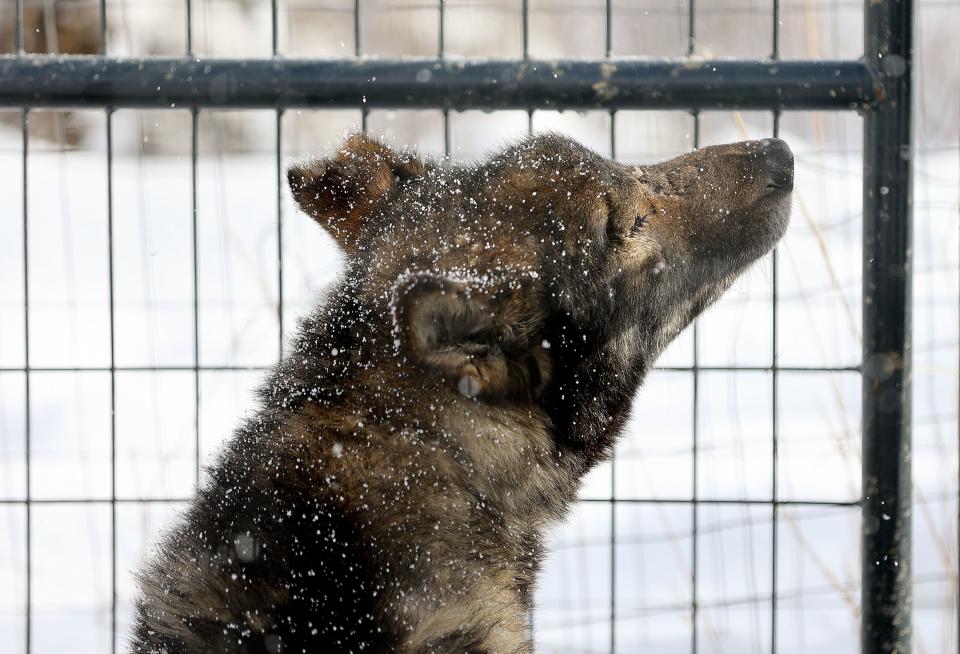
[{"x1": 0, "y1": 0, "x2": 914, "y2": 652}]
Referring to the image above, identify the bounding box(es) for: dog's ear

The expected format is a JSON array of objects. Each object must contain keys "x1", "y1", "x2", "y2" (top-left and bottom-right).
[
  {"x1": 392, "y1": 273, "x2": 551, "y2": 401},
  {"x1": 287, "y1": 134, "x2": 425, "y2": 254}
]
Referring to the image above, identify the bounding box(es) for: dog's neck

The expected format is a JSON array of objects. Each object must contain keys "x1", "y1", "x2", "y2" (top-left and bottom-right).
[{"x1": 540, "y1": 312, "x2": 650, "y2": 472}]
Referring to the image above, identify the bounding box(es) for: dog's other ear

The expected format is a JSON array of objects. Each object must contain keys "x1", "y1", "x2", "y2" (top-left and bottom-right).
[
  {"x1": 392, "y1": 273, "x2": 551, "y2": 401},
  {"x1": 287, "y1": 134, "x2": 425, "y2": 254}
]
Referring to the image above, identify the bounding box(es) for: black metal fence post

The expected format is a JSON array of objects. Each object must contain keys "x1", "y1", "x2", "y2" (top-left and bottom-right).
[{"x1": 862, "y1": 1, "x2": 914, "y2": 653}]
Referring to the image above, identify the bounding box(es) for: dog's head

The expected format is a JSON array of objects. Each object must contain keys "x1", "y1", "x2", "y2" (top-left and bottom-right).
[{"x1": 289, "y1": 133, "x2": 792, "y2": 401}]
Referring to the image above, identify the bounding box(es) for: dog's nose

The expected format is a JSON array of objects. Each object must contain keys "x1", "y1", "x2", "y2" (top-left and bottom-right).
[{"x1": 758, "y1": 138, "x2": 794, "y2": 191}]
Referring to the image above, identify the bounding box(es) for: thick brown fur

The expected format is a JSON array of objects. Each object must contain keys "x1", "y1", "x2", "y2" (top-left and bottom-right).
[{"x1": 132, "y1": 132, "x2": 793, "y2": 653}]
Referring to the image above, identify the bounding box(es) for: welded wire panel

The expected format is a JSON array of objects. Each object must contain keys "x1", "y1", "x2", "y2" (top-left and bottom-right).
[
  {"x1": 777, "y1": 505, "x2": 861, "y2": 652},
  {"x1": 194, "y1": 110, "x2": 280, "y2": 368},
  {"x1": 31, "y1": 503, "x2": 112, "y2": 652},
  {"x1": 278, "y1": 109, "x2": 357, "y2": 323},
  {"x1": 111, "y1": 111, "x2": 195, "y2": 366},
  {"x1": 112, "y1": 501, "x2": 185, "y2": 652},
  {"x1": 0, "y1": 374, "x2": 26, "y2": 501},
  {"x1": 25, "y1": 111, "x2": 111, "y2": 369},
  {"x1": 444, "y1": 0, "x2": 524, "y2": 57},
  {"x1": 0, "y1": 111, "x2": 24, "y2": 370},
  {"x1": 278, "y1": 0, "x2": 356, "y2": 57},
  {"x1": 777, "y1": 111, "x2": 864, "y2": 370},
  {"x1": 615, "y1": 372, "x2": 695, "y2": 501},
  {"x1": 696, "y1": 503, "x2": 775, "y2": 651},
  {"x1": 0, "y1": 503, "x2": 27, "y2": 651},
  {"x1": 114, "y1": 371, "x2": 196, "y2": 500},
  {"x1": 0, "y1": 1, "x2": 956, "y2": 654},
  {"x1": 615, "y1": 502, "x2": 693, "y2": 651},
  {"x1": 446, "y1": 109, "x2": 530, "y2": 160}
]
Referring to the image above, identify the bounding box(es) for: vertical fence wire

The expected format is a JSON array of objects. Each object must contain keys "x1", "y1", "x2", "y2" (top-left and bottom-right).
[
  {"x1": 15, "y1": 2, "x2": 27, "y2": 648},
  {"x1": 770, "y1": 111, "x2": 780, "y2": 654},
  {"x1": 690, "y1": 109, "x2": 700, "y2": 654},
  {"x1": 688, "y1": 6, "x2": 699, "y2": 653},
  {"x1": 185, "y1": 0, "x2": 193, "y2": 56},
  {"x1": 105, "y1": 106, "x2": 118, "y2": 654},
  {"x1": 276, "y1": 110, "x2": 285, "y2": 362},
  {"x1": 440, "y1": 0, "x2": 450, "y2": 158},
  {"x1": 271, "y1": 0, "x2": 278, "y2": 57},
  {"x1": 191, "y1": 108, "x2": 201, "y2": 487},
  {"x1": 14, "y1": 0, "x2": 22, "y2": 53},
  {"x1": 687, "y1": 0, "x2": 696, "y2": 57},
  {"x1": 521, "y1": 0, "x2": 529, "y2": 59},
  {"x1": 439, "y1": 0, "x2": 446, "y2": 57},
  {"x1": 770, "y1": 107, "x2": 781, "y2": 654},
  {"x1": 605, "y1": 2, "x2": 616, "y2": 650},
  {"x1": 272, "y1": 0, "x2": 284, "y2": 362},
  {"x1": 354, "y1": 0, "x2": 361, "y2": 56},
  {"x1": 99, "y1": 0, "x2": 107, "y2": 55},
  {"x1": 356, "y1": 0, "x2": 368, "y2": 132},
  {"x1": 609, "y1": 118, "x2": 617, "y2": 653},
  {"x1": 187, "y1": 0, "x2": 200, "y2": 507},
  {"x1": 98, "y1": 6, "x2": 118, "y2": 653},
  {"x1": 524, "y1": 1, "x2": 533, "y2": 640},
  {"x1": 523, "y1": 0, "x2": 532, "y2": 135},
  {"x1": 770, "y1": 1, "x2": 781, "y2": 651},
  {"x1": 20, "y1": 105, "x2": 31, "y2": 654}
]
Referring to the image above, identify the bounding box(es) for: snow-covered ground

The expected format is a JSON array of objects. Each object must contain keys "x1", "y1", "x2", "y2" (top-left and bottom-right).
[{"x1": 0, "y1": 104, "x2": 955, "y2": 654}]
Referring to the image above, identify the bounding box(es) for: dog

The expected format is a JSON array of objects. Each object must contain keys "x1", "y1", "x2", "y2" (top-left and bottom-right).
[{"x1": 132, "y1": 132, "x2": 793, "y2": 653}]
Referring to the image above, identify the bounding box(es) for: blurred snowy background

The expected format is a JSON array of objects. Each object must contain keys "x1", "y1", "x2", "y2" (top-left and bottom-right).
[{"x1": 0, "y1": 1, "x2": 957, "y2": 653}]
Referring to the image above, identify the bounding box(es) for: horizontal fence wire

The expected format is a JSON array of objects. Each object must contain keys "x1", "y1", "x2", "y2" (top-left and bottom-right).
[
  {"x1": 0, "y1": 497, "x2": 865, "y2": 507},
  {"x1": 0, "y1": 365, "x2": 862, "y2": 372}
]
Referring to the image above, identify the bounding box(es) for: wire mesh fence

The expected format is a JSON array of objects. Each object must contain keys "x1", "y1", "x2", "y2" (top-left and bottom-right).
[{"x1": 0, "y1": 1, "x2": 957, "y2": 653}]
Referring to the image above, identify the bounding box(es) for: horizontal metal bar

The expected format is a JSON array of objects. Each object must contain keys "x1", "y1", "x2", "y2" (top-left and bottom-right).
[{"x1": 0, "y1": 55, "x2": 879, "y2": 111}]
